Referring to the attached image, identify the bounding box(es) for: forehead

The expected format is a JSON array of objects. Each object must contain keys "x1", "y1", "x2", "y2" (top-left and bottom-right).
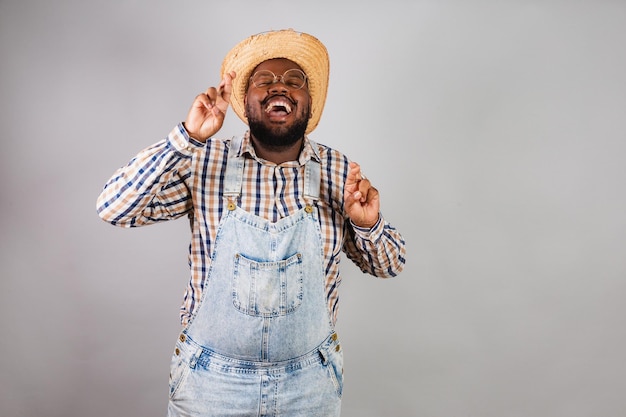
[{"x1": 252, "y1": 58, "x2": 304, "y2": 74}]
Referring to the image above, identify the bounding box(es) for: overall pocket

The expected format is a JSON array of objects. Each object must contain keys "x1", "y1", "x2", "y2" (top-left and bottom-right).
[{"x1": 232, "y1": 252, "x2": 303, "y2": 317}]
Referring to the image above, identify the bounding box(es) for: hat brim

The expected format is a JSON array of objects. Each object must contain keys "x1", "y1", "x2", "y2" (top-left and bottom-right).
[{"x1": 220, "y1": 29, "x2": 329, "y2": 134}]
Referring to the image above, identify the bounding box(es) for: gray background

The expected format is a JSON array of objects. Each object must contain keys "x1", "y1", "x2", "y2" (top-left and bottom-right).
[{"x1": 2, "y1": 1, "x2": 626, "y2": 416}]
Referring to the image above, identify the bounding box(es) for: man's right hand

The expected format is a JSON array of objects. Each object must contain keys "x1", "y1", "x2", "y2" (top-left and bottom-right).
[{"x1": 184, "y1": 71, "x2": 236, "y2": 142}]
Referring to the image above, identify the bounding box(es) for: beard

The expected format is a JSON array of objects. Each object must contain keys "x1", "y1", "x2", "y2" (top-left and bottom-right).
[{"x1": 246, "y1": 103, "x2": 310, "y2": 149}]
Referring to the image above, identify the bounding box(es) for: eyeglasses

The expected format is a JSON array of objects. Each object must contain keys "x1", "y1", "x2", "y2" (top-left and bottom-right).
[{"x1": 249, "y1": 69, "x2": 308, "y2": 90}]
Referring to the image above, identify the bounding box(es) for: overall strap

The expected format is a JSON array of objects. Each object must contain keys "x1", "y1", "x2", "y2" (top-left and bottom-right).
[
  {"x1": 223, "y1": 136, "x2": 245, "y2": 204},
  {"x1": 222, "y1": 136, "x2": 322, "y2": 206},
  {"x1": 303, "y1": 139, "x2": 321, "y2": 203}
]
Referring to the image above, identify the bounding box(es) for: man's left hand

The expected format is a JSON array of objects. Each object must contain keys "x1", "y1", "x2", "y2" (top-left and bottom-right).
[{"x1": 344, "y1": 162, "x2": 380, "y2": 228}]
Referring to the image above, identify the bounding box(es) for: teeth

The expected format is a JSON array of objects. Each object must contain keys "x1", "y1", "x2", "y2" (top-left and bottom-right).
[{"x1": 265, "y1": 99, "x2": 292, "y2": 114}]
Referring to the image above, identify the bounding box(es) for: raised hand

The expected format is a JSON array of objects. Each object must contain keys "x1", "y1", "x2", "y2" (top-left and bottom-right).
[
  {"x1": 184, "y1": 71, "x2": 236, "y2": 142},
  {"x1": 343, "y1": 162, "x2": 380, "y2": 228}
]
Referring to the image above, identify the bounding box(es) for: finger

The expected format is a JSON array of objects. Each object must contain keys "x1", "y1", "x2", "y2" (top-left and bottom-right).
[
  {"x1": 192, "y1": 90, "x2": 216, "y2": 117},
  {"x1": 364, "y1": 185, "x2": 379, "y2": 205},
  {"x1": 223, "y1": 71, "x2": 236, "y2": 92},
  {"x1": 356, "y1": 179, "x2": 373, "y2": 202},
  {"x1": 217, "y1": 71, "x2": 236, "y2": 102},
  {"x1": 203, "y1": 87, "x2": 219, "y2": 107},
  {"x1": 347, "y1": 162, "x2": 363, "y2": 186},
  {"x1": 352, "y1": 180, "x2": 374, "y2": 203}
]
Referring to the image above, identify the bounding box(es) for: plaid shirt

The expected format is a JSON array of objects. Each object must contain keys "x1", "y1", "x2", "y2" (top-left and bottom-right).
[{"x1": 97, "y1": 124, "x2": 405, "y2": 325}]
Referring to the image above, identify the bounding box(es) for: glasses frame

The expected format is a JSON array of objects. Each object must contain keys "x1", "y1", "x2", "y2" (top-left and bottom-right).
[{"x1": 249, "y1": 69, "x2": 308, "y2": 90}]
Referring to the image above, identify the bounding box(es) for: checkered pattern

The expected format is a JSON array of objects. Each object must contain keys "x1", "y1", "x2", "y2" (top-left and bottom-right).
[{"x1": 97, "y1": 123, "x2": 405, "y2": 325}]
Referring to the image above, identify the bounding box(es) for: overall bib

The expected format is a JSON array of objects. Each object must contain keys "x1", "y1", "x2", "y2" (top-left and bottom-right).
[{"x1": 167, "y1": 137, "x2": 343, "y2": 417}]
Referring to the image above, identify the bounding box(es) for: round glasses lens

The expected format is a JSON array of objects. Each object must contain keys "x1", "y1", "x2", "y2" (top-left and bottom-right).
[
  {"x1": 252, "y1": 71, "x2": 275, "y2": 87},
  {"x1": 282, "y1": 69, "x2": 307, "y2": 89}
]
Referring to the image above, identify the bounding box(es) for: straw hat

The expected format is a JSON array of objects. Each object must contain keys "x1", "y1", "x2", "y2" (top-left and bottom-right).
[{"x1": 221, "y1": 29, "x2": 330, "y2": 134}]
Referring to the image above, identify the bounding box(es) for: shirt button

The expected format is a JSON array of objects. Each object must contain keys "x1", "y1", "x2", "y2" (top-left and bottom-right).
[
  {"x1": 179, "y1": 334, "x2": 186, "y2": 342},
  {"x1": 175, "y1": 348, "x2": 180, "y2": 356}
]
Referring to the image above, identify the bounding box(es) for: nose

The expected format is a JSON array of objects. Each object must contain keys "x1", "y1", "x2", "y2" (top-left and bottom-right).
[{"x1": 269, "y1": 81, "x2": 288, "y2": 94}]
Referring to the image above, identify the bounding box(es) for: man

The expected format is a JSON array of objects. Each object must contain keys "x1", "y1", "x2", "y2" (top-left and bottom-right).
[{"x1": 97, "y1": 29, "x2": 405, "y2": 417}]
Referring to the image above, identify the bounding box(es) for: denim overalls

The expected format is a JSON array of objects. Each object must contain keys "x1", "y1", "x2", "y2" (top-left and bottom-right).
[{"x1": 167, "y1": 137, "x2": 343, "y2": 417}]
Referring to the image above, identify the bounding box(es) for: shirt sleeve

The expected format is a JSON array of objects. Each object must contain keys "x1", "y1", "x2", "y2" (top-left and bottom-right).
[
  {"x1": 343, "y1": 214, "x2": 406, "y2": 278},
  {"x1": 96, "y1": 123, "x2": 202, "y2": 227}
]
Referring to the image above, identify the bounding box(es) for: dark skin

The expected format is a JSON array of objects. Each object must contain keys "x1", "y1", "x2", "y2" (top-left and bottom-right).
[
  {"x1": 183, "y1": 58, "x2": 380, "y2": 228},
  {"x1": 243, "y1": 58, "x2": 311, "y2": 164}
]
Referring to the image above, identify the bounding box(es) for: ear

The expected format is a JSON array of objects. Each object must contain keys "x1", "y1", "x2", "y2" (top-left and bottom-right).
[{"x1": 243, "y1": 94, "x2": 249, "y2": 117}]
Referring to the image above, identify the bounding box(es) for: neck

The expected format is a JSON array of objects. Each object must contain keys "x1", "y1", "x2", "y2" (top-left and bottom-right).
[{"x1": 250, "y1": 136, "x2": 304, "y2": 164}]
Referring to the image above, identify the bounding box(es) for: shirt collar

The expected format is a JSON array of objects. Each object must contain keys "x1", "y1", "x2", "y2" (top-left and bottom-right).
[{"x1": 239, "y1": 131, "x2": 321, "y2": 166}]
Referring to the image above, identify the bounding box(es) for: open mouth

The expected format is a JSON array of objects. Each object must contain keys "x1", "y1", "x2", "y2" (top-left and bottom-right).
[{"x1": 265, "y1": 98, "x2": 293, "y2": 117}]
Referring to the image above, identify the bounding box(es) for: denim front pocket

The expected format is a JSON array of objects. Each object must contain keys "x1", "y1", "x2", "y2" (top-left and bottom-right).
[{"x1": 232, "y1": 252, "x2": 303, "y2": 317}]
